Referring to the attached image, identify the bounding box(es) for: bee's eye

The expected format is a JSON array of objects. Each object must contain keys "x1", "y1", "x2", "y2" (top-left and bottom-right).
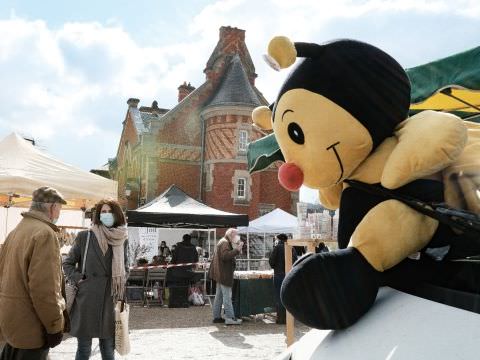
[{"x1": 288, "y1": 122, "x2": 305, "y2": 145}]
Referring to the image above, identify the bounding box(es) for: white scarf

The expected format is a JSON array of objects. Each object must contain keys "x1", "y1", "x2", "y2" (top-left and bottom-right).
[{"x1": 91, "y1": 224, "x2": 128, "y2": 302}]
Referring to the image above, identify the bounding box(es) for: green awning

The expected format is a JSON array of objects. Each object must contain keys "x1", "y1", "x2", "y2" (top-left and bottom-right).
[
  {"x1": 249, "y1": 45, "x2": 480, "y2": 174},
  {"x1": 247, "y1": 133, "x2": 284, "y2": 174},
  {"x1": 407, "y1": 46, "x2": 480, "y2": 116}
]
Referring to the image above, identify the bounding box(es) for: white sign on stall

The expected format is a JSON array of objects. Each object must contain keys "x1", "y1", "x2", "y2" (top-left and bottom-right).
[
  {"x1": 128, "y1": 227, "x2": 159, "y2": 265},
  {"x1": 140, "y1": 228, "x2": 158, "y2": 261}
]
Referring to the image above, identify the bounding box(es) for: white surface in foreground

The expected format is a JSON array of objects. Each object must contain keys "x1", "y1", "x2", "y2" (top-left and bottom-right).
[
  {"x1": 279, "y1": 287, "x2": 480, "y2": 360},
  {"x1": 49, "y1": 326, "x2": 288, "y2": 360}
]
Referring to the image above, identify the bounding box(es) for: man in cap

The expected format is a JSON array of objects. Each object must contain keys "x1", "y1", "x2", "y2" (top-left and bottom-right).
[
  {"x1": 208, "y1": 228, "x2": 244, "y2": 325},
  {"x1": 0, "y1": 186, "x2": 68, "y2": 359}
]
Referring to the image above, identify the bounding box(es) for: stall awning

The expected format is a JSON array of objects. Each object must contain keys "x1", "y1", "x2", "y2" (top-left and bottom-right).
[
  {"x1": 126, "y1": 185, "x2": 249, "y2": 228},
  {"x1": 238, "y1": 208, "x2": 297, "y2": 234},
  {"x1": 0, "y1": 133, "x2": 117, "y2": 208},
  {"x1": 407, "y1": 46, "x2": 480, "y2": 117}
]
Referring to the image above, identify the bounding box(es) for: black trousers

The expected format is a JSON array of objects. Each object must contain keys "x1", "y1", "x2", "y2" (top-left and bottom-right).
[
  {"x1": 0, "y1": 343, "x2": 48, "y2": 360},
  {"x1": 273, "y1": 273, "x2": 286, "y2": 320}
]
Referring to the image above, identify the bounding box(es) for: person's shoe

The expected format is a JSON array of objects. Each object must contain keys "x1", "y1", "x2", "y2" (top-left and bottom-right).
[
  {"x1": 225, "y1": 317, "x2": 242, "y2": 325},
  {"x1": 281, "y1": 247, "x2": 380, "y2": 330},
  {"x1": 212, "y1": 318, "x2": 224, "y2": 323}
]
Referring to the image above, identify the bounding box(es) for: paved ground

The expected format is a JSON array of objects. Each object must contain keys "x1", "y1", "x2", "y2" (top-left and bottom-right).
[{"x1": 44, "y1": 305, "x2": 309, "y2": 359}]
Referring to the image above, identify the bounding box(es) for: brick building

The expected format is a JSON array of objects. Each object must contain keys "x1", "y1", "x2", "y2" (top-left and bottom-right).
[{"x1": 109, "y1": 26, "x2": 297, "y2": 219}]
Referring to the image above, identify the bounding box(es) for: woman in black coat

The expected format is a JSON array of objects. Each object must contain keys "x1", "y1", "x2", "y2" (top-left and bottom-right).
[
  {"x1": 63, "y1": 200, "x2": 129, "y2": 360},
  {"x1": 269, "y1": 234, "x2": 297, "y2": 324}
]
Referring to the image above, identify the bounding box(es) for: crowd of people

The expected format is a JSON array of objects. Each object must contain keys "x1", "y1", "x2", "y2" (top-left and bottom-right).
[
  {"x1": 0, "y1": 187, "x2": 129, "y2": 360},
  {"x1": 0, "y1": 185, "x2": 324, "y2": 359},
  {"x1": 138, "y1": 237, "x2": 203, "y2": 267}
]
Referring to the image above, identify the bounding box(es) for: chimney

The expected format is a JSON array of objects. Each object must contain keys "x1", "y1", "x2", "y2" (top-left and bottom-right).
[
  {"x1": 177, "y1": 82, "x2": 195, "y2": 102},
  {"x1": 127, "y1": 98, "x2": 140, "y2": 108},
  {"x1": 204, "y1": 26, "x2": 255, "y2": 85},
  {"x1": 219, "y1": 26, "x2": 245, "y2": 44}
]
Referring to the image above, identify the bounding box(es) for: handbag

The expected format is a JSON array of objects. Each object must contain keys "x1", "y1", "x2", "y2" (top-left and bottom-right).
[
  {"x1": 115, "y1": 300, "x2": 131, "y2": 356},
  {"x1": 65, "y1": 230, "x2": 90, "y2": 312}
]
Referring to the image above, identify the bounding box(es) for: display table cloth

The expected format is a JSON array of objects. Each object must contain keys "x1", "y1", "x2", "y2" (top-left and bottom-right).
[{"x1": 232, "y1": 271, "x2": 275, "y2": 317}]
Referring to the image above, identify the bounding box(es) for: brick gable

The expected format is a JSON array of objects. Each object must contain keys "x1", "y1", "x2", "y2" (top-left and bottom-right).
[{"x1": 116, "y1": 110, "x2": 139, "y2": 165}]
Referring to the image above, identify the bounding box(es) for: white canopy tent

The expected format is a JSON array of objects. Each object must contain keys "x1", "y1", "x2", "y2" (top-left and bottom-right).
[
  {"x1": 238, "y1": 208, "x2": 297, "y2": 270},
  {"x1": 238, "y1": 208, "x2": 297, "y2": 234},
  {"x1": 0, "y1": 132, "x2": 117, "y2": 202},
  {"x1": 0, "y1": 132, "x2": 117, "y2": 242}
]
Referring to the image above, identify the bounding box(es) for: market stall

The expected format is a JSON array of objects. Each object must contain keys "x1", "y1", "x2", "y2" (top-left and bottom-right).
[
  {"x1": 126, "y1": 185, "x2": 248, "y2": 259},
  {"x1": 126, "y1": 185, "x2": 249, "y2": 306},
  {"x1": 0, "y1": 132, "x2": 117, "y2": 242},
  {"x1": 237, "y1": 208, "x2": 297, "y2": 270}
]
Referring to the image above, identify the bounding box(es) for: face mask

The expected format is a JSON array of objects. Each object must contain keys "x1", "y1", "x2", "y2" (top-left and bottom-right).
[{"x1": 100, "y1": 213, "x2": 115, "y2": 227}]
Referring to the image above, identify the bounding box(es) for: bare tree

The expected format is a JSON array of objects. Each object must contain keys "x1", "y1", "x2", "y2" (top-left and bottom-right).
[{"x1": 130, "y1": 242, "x2": 150, "y2": 265}]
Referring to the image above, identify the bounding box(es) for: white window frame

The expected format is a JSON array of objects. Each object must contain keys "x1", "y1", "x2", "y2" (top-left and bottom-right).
[
  {"x1": 236, "y1": 177, "x2": 247, "y2": 199},
  {"x1": 238, "y1": 130, "x2": 248, "y2": 152}
]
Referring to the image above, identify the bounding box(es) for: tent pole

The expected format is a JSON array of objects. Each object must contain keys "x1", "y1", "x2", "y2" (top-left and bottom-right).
[
  {"x1": 263, "y1": 232, "x2": 266, "y2": 268},
  {"x1": 263, "y1": 232, "x2": 266, "y2": 253},
  {"x1": 203, "y1": 229, "x2": 208, "y2": 299},
  {"x1": 208, "y1": 230, "x2": 211, "y2": 260},
  {"x1": 247, "y1": 231, "x2": 250, "y2": 271},
  {"x1": 81, "y1": 209, "x2": 86, "y2": 228}
]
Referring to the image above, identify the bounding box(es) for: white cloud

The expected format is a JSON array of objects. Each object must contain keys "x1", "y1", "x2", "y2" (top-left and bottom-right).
[
  {"x1": 0, "y1": 0, "x2": 478, "y2": 170},
  {"x1": 0, "y1": 16, "x2": 211, "y2": 168},
  {"x1": 188, "y1": 0, "x2": 480, "y2": 102}
]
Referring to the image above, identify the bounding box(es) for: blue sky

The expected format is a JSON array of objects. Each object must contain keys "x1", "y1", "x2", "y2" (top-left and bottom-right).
[{"x1": 0, "y1": 0, "x2": 479, "y2": 203}]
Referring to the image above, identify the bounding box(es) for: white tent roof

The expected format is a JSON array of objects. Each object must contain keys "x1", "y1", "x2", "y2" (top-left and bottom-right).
[
  {"x1": 238, "y1": 208, "x2": 297, "y2": 234},
  {"x1": 0, "y1": 133, "x2": 117, "y2": 204}
]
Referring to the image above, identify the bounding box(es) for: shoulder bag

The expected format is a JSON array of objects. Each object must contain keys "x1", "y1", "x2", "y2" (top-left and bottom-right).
[{"x1": 65, "y1": 230, "x2": 91, "y2": 312}]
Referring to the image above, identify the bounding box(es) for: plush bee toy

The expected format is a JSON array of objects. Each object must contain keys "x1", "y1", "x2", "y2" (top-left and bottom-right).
[{"x1": 252, "y1": 36, "x2": 480, "y2": 329}]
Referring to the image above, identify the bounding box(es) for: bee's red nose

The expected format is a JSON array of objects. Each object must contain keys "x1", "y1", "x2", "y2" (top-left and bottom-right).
[{"x1": 278, "y1": 163, "x2": 304, "y2": 191}]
